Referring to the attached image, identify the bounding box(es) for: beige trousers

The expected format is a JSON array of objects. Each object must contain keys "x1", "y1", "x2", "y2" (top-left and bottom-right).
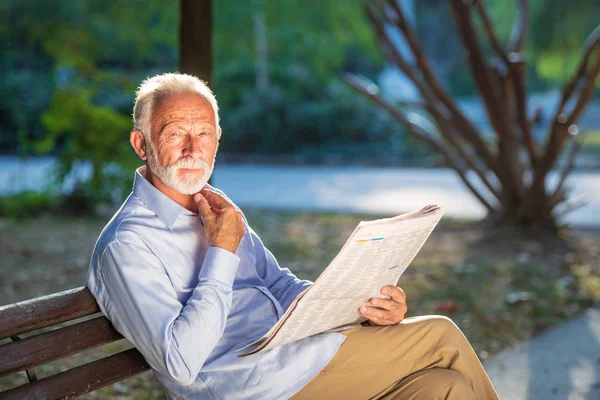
[{"x1": 291, "y1": 316, "x2": 499, "y2": 400}]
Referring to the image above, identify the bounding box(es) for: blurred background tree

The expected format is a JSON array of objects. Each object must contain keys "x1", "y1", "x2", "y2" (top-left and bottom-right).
[
  {"x1": 0, "y1": 0, "x2": 598, "y2": 214},
  {"x1": 1, "y1": 0, "x2": 178, "y2": 205},
  {"x1": 0, "y1": 0, "x2": 402, "y2": 207},
  {"x1": 346, "y1": 0, "x2": 599, "y2": 231},
  {"x1": 488, "y1": 0, "x2": 600, "y2": 84},
  {"x1": 414, "y1": 0, "x2": 600, "y2": 95},
  {"x1": 180, "y1": 0, "x2": 212, "y2": 83}
]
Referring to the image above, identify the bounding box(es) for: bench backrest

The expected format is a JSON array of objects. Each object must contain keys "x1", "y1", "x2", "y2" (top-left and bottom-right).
[{"x1": 0, "y1": 287, "x2": 150, "y2": 399}]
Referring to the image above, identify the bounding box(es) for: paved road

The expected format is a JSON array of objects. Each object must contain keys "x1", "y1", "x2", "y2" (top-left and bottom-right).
[
  {"x1": 484, "y1": 306, "x2": 600, "y2": 400},
  {"x1": 211, "y1": 164, "x2": 600, "y2": 227},
  {"x1": 1, "y1": 156, "x2": 599, "y2": 226}
]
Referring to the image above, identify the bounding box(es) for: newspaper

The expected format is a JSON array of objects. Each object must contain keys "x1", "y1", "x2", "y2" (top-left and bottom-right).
[{"x1": 238, "y1": 205, "x2": 444, "y2": 356}]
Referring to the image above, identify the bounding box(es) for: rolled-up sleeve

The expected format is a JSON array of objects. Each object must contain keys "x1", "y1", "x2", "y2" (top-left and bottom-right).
[{"x1": 93, "y1": 236, "x2": 239, "y2": 386}]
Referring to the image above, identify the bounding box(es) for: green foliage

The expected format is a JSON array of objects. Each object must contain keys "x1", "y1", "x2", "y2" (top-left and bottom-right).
[
  {"x1": 414, "y1": 0, "x2": 599, "y2": 95},
  {"x1": 1, "y1": 0, "x2": 389, "y2": 209},
  {"x1": 0, "y1": 0, "x2": 178, "y2": 155},
  {"x1": 214, "y1": 0, "x2": 383, "y2": 85},
  {"x1": 39, "y1": 87, "x2": 138, "y2": 202},
  {"x1": 1, "y1": 0, "x2": 179, "y2": 205},
  {"x1": 485, "y1": 0, "x2": 600, "y2": 84},
  {"x1": 0, "y1": 191, "x2": 52, "y2": 218},
  {"x1": 3, "y1": 0, "x2": 595, "y2": 210},
  {"x1": 219, "y1": 78, "x2": 423, "y2": 161}
]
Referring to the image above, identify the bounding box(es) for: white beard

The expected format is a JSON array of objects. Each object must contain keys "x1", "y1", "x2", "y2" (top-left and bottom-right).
[{"x1": 145, "y1": 141, "x2": 214, "y2": 195}]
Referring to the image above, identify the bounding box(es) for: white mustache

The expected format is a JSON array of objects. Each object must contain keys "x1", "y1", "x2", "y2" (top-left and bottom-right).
[{"x1": 171, "y1": 158, "x2": 210, "y2": 170}]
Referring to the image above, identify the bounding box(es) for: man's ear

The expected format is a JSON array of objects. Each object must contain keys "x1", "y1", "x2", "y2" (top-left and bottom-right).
[{"x1": 130, "y1": 129, "x2": 147, "y2": 161}]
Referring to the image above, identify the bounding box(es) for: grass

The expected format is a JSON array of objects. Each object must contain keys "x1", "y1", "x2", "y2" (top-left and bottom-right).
[{"x1": 1, "y1": 210, "x2": 599, "y2": 398}]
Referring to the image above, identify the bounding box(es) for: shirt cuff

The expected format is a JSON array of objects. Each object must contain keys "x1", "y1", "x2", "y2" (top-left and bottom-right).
[{"x1": 198, "y1": 246, "x2": 240, "y2": 287}]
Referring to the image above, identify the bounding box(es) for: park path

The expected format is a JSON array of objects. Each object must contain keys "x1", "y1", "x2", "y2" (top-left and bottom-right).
[
  {"x1": 2, "y1": 156, "x2": 598, "y2": 227},
  {"x1": 210, "y1": 164, "x2": 600, "y2": 227},
  {"x1": 483, "y1": 306, "x2": 600, "y2": 400}
]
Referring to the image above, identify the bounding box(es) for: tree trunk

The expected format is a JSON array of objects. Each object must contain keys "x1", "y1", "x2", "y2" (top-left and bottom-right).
[
  {"x1": 344, "y1": 0, "x2": 600, "y2": 233},
  {"x1": 179, "y1": 0, "x2": 213, "y2": 86}
]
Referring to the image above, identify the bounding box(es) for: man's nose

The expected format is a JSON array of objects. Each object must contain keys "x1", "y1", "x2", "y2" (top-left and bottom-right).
[{"x1": 182, "y1": 134, "x2": 203, "y2": 158}]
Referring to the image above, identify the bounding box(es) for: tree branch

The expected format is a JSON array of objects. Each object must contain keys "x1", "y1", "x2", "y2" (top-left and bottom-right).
[
  {"x1": 343, "y1": 73, "x2": 496, "y2": 213},
  {"x1": 497, "y1": 64, "x2": 527, "y2": 197},
  {"x1": 366, "y1": 5, "x2": 502, "y2": 200},
  {"x1": 382, "y1": 0, "x2": 465, "y2": 104},
  {"x1": 416, "y1": 93, "x2": 502, "y2": 201},
  {"x1": 474, "y1": 0, "x2": 510, "y2": 64},
  {"x1": 395, "y1": 100, "x2": 428, "y2": 109},
  {"x1": 507, "y1": 0, "x2": 529, "y2": 53},
  {"x1": 447, "y1": 1, "x2": 510, "y2": 143},
  {"x1": 538, "y1": 25, "x2": 600, "y2": 177},
  {"x1": 554, "y1": 194, "x2": 589, "y2": 219},
  {"x1": 367, "y1": 0, "x2": 500, "y2": 176},
  {"x1": 549, "y1": 135, "x2": 584, "y2": 210},
  {"x1": 555, "y1": 25, "x2": 600, "y2": 119},
  {"x1": 448, "y1": 0, "x2": 526, "y2": 201},
  {"x1": 509, "y1": 54, "x2": 540, "y2": 166},
  {"x1": 529, "y1": 105, "x2": 543, "y2": 127},
  {"x1": 383, "y1": 0, "x2": 498, "y2": 162}
]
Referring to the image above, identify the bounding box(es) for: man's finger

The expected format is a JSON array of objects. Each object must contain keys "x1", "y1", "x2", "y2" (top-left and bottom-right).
[
  {"x1": 194, "y1": 194, "x2": 216, "y2": 223},
  {"x1": 361, "y1": 311, "x2": 396, "y2": 326},
  {"x1": 369, "y1": 297, "x2": 402, "y2": 311},
  {"x1": 381, "y1": 285, "x2": 406, "y2": 303},
  {"x1": 364, "y1": 314, "x2": 386, "y2": 326},
  {"x1": 360, "y1": 305, "x2": 392, "y2": 321},
  {"x1": 237, "y1": 213, "x2": 247, "y2": 236},
  {"x1": 201, "y1": 189, "x2": 232, "y2": 209}
]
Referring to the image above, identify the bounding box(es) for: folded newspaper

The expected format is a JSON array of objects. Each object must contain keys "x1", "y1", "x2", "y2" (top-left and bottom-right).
[{"x1": 238, "y1": 205, "x2": 444, "y2": 356}]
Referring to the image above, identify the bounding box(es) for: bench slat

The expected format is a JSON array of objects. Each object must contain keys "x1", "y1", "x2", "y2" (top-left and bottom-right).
[
  {"x1": 0, "y1": 287, "x2": 100, "y2": 340},
  {"x1": 0, "y1": 316, "x2": 123, "y2": 378},
  {"x1": 0, "y1": 348, "x2": 151, "y2": 400}
]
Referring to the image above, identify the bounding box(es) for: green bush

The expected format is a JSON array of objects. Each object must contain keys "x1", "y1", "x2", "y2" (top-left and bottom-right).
[
  {"x1": 0, "y1": 188, "x2": 105, "y2": 219},
  {"x1": 218, "y1": 75, "x2": 430, "y2": 161},
  {"x1": 38, "y1": 86, "x2": 139, "y2": 206},
  {"x1": 0, "y1": 191, "x2": 53, "y2": 218}
]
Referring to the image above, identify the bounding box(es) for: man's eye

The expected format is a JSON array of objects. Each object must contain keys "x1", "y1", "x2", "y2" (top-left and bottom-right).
[{"x1": 171, "y1": 131, "x2": 180, "y2": 137}]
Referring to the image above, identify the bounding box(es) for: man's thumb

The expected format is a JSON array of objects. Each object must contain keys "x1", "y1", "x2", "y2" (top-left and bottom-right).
[{"x1": 194, "y1": 194, "x2": 212, "y2": 217}]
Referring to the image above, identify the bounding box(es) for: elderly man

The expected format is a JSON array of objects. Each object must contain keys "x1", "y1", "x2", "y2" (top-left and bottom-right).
[{"x1": 87, "y1": 73, "x2": 498, "y2": 399}]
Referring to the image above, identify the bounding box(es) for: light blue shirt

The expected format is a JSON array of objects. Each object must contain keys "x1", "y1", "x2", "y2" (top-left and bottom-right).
[{"x1": 86, "y1": 168, "x2": 346, "y2": 399}]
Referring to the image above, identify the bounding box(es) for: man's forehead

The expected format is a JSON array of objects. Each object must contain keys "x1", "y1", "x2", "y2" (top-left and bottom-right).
[
  {"x1": 161, "y1": 108, "x2": 215, "y2": 120},
  {"x1": 153, "y1": 94, "x2": 216, "y2": 130},
  {"x1": 158, "y1": 94, "x2": 213, "y2": 112}
]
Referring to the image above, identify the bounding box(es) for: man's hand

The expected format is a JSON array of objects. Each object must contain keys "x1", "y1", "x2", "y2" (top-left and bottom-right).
[
  {"x1": 194, "y1": 189, "x2": 246, "y2": 254},
  {"x1": 359, "y1": 285, "x2": 407, "y2": 326}
]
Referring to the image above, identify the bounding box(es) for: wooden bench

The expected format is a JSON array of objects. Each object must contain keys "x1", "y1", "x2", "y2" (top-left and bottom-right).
[{"x1": 0, "y1": 287, "x2": 150, "y2": 399}]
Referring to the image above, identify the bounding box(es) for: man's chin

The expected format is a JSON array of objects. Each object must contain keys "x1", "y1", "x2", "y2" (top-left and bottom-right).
[
  {"x1": 166, "y1": 176, "x2": 209, "y2": 195},
  {"x1": 171, "y1": 182, "x2": 207, "y2": 195}
]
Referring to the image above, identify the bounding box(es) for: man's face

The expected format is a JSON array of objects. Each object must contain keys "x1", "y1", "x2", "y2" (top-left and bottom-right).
[{"x1": 145, "y1": 92, "x2": 219, "y2": 195}]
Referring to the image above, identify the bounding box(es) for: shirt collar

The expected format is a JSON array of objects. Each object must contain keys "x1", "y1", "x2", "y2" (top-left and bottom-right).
[{"x1": 132, "y1": 166, "x2": 196, "y2": 229}]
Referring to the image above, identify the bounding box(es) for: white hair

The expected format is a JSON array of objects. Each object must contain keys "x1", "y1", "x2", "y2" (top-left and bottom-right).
[{"x1": 133, "y1": 72, "x2": 219, "y2": 138}]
